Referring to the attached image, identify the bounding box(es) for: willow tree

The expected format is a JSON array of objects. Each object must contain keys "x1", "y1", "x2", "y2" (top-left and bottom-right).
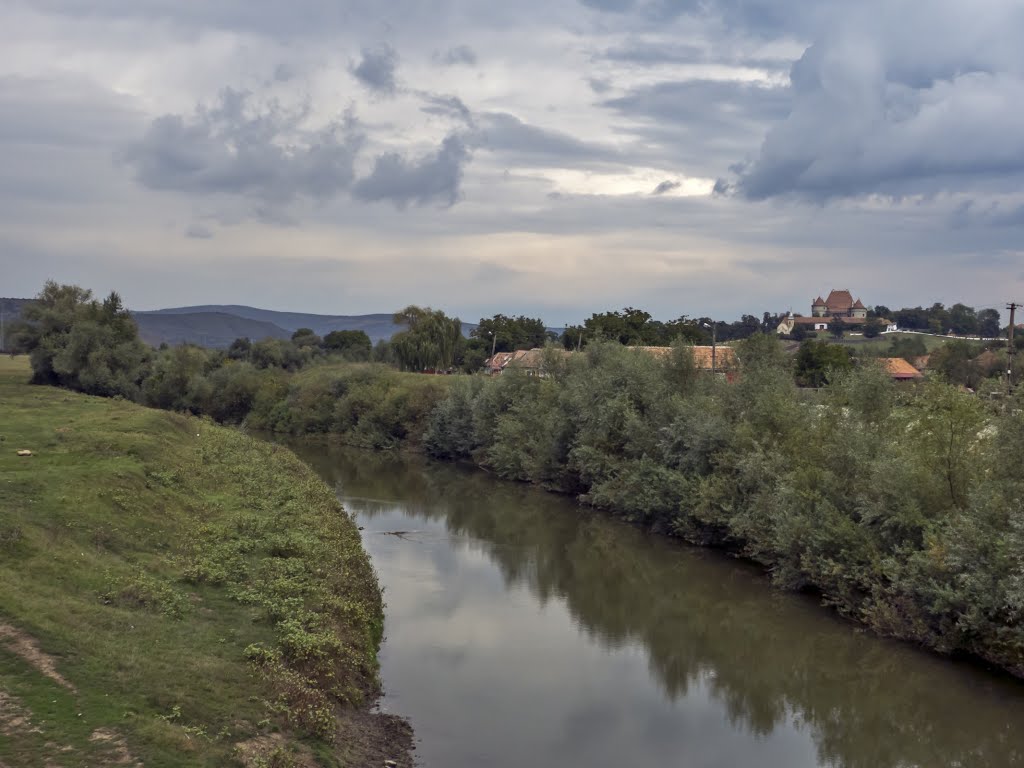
[{"x1": 391, "y1": 305, "x2": 462, "y2": 371}]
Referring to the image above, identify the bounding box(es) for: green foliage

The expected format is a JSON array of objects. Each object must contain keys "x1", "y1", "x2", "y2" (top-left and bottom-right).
[
  {"x1": 886, "y1": 335, "x2": 929, "y2": 359},
  {"x1": 323, "y1": 329, "x2": 372, "y2": 360},
  {"x1": 794, "y1": 340, "x2": 853, "y2": 387},
  {"x1": 828, "y1": 316, "x2": 845, "y2": 339},
  {"x1": 390, "y1": 305, "x2": 462, "y2": 371},
  {"x1": 472, "y1": 313, "x2": 550, "y2": 352},
  {"x1": 17, "y1": 281, "x2": 150, "y2": 398},
  {"x1": 930, "y1": 340, "x2": 985, "y2": 388},
  {"x1": 417, "y1": 340, "x2": 1024, "y2": 677}
]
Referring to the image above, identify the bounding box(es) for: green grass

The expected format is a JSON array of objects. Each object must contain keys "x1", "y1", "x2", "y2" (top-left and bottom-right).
[
  {"x1": 0, "y1": 356, "x2": 384, "y2": 767},
  {"x1": 827, "y1": 331, "x2": 959, "y2": 353}
]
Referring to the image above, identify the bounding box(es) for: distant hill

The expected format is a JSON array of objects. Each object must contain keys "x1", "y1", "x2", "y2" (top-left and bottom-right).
[
  {"x1": 132, "y1": 312, "x2": 293, "y2": 349},
  {"x1": 5, "y1": 299, "x2": 484, "y2": 350},
  {"x1": 139, "y1": 305, "x2": 405, "y2": 343}
]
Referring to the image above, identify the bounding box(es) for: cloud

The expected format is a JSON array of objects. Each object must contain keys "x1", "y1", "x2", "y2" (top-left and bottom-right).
[
  {"x1": 351, "y1": 44, "x2": 399, "y2": 96},
  {"x1": 733, "y1": 0, "x2": 1024, "y2": 200},
  {"x1": 436, "y1": 45, "x2": 478, "y2": 67},
  {"x1": 602, "y1": 80, "x2": 791, "y2": 175},
  {"x1": 473, "y1": 112, "x2": 621, "y2": 167},
  {"x1": 420, "y1": 93, "x2": 475, "y2": 127},
  {"x1": 352, "y1": 134, "x2": 470, "y2": 208},
  {"x1": 652, "y1": 180, "x2": 680, "y2": 194},
  {"x1": 185, "y1": 223, "x2": 214, "y2": 239},
  {"x1": 120, "y1": 89, "x2": 363, "y2": 205}
]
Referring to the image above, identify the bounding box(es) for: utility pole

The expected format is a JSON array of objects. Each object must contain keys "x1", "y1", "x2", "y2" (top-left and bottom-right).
[
  {"x1": 711, "y1": 323, "x2": 717, "y2": 377},
  {"x1": 0, "y1": 306, "x2": 5, "y2": 354},
  {"x1": 702, "y1": 320, "x2": 717, "y2": 376},
  {"x1": 1008, "y1": 302, "x2": 1017, "y2": 394},
  {"x1": 490, "y1": 330, "x2": 497, "y2": 360}
]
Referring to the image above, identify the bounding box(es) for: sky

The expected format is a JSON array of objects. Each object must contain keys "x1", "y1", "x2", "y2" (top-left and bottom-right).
[{"x1": 2, "y1": 0, "x2": 1023, "y2": 324}]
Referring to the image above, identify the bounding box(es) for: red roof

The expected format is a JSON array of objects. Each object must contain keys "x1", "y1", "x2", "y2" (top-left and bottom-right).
[
  {"x1": 825, "y1": 290, "x2": 854, "y2": 312},
  {"x1": 852, "y1": 298, "x2": 866, "y2": 309},
  {"x1": 813, "y1": 296, "x2": 826, "y2": 305},
  {"x1": 882, "y1": 358, "x2": 923, "y2": 380},
  {"x1": 635, "y1": 346, "x2": 739, "y2": 369}
]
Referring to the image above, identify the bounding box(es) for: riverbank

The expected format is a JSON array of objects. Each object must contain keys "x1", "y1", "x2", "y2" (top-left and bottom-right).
[{"x1": 0, "y1": 356, "x2": 412, "y2": 767}]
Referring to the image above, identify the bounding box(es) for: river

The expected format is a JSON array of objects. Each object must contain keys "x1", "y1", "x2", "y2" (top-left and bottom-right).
[{"x1": 290, "y1": 442, "x2": 1024, "y2": 768}]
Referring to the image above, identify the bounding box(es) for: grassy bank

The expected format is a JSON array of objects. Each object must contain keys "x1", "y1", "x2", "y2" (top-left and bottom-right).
[{"x1": 0, "y1": 356, "x2": 409, "y2": 767}]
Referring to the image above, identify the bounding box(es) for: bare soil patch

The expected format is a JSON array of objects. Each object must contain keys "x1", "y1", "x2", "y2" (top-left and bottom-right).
[
  {"x1": 335, "y1": 710, "x2": 415, "y2": 768},
  {"x1": 89, "y1": 728, "x2": 142, "y2": 766},
  {"x1": 0, "y1": 623, "x2": 75, "y2": 692},
  {"x1": 233, "y1": 734, "x2": 317, "y2": 768}
]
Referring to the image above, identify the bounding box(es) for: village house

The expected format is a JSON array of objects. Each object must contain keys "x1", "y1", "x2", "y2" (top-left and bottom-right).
[
  {"x1": 484, "y1": 348, "x2": 572, "y2": 376},
  {"x1": 882, "y1": 357, "x2": 924, "y2": 382},
  {"x1": 776, "y1": 290, "x2": 897, "y2": 334}
]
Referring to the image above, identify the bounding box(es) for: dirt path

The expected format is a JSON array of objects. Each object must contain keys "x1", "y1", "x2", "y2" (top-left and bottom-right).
[{"x1": 0, "y1": 623, "x2": 75, "y2": 692}]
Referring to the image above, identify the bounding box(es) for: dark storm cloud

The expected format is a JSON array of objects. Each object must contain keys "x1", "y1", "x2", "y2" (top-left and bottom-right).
[
  {"x1": 436, "y1": 45, "x2": 478, "y2": 66},
  {"x1": 351, "y1": 45, "x2": 399, "y2": 96},
  {"x1": 352, "y1": 134, "x2": 470, "y2": 208},
  {"x1": 121, "y1": 88, "x2": 363, "y2": 203},
  {"x1": 651, "y1": 180, "x2": 680, "y2": 194},
  {"x1": 732, "y1": 1, "x2": 1024, "y2": 201}
]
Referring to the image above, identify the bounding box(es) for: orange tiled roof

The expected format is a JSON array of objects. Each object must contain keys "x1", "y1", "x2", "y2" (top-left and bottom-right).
[
  {"x1": 635, "y1": 345, "x2": 739, "y2": 369},
  {"x1": 882, "y1": 358, "x2": 923, "y2": 379}
]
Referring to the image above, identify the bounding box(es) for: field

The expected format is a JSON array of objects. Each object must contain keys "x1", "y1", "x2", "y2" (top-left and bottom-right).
[
  {"x1": 0, "y1": 357, "x2": 408, "y2": 767},
  {"x1": 818, "y1": 331, "x2": 968, "y2": 354}
]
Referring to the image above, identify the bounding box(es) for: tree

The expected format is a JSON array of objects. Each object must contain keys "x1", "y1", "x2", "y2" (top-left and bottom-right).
[
  {"x1": 948, "y1": 303, "x2": 978, "y2": 336},
  {"x1": 790, "y1": 323, "x2": 810, "y2": 341},
  {"x1": 16, "y1": 281, "x2": 150, "y2": 399},
  {"x1": 795, "y1": 340, "x2": 853, "y2": 387},
  {"x1": 391, "y1": 306, "x2": 462, "y2": 371},
  {"x1": 978, "y1": 308, "x2": 1001, "y2": 338},
  {"x1": 828, "y1": 316, "x2": 845, "y2": 339},
  {"x1": 863, "y1": 319, "x2": 883, "y2": 338},
  {"x1": 887, "y1": 336, "x2": 928, "y2": 358},
  {"x1": 323, "y1": 330, "x2": 372, "y2": 360},
  {"x1": 291, "y1": 328, "x2": 322, "y2": 348},
  {"x1": 227, "y1": 337, "x2": 252, "y2": 361},
  {"x1": 472, "y1": 314, "x2": 549, "y2": 353},
  {"x1": 930, "y1": 340, "x2": 984, "y2": 388}
]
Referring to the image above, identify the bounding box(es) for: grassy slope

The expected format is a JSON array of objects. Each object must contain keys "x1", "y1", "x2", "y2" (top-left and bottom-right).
[{"x1": 0, "y1": 357, "x2": 399, "y2": 767}]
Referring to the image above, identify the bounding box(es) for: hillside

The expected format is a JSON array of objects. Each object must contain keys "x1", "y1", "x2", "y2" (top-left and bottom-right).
[
  {"x1": 132, "y1": 311, "x2": 292, "y2": 348},
  {"x1": 0, "y1": 356, "x2": 412, "y2": 767},
  {"x1": 140, "y1": 305, "x2": 403, "y2": 342}
]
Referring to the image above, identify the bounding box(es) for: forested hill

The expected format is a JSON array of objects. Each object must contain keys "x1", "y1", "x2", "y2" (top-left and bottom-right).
[
  {"x1": 139, "y1": 305, "x2": 404, "y2": 342},
  {"x1": 131, "y1": 311, "x2": 293, "y2": 348}
]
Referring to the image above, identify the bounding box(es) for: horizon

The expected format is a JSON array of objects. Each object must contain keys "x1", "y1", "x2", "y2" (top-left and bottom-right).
[{"x1": 2, "y1": 288, "x2": 1007, "y2": 325}]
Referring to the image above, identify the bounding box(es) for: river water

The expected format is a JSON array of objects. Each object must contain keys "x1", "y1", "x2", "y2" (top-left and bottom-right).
[{"x1": 291, "y1": 442, "x2": 1024, "y2": 768}]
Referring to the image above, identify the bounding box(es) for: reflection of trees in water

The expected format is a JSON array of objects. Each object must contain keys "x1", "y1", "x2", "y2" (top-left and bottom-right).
[{"x1": 294, "y1": 443, "x2": 1024, "y2": 768}]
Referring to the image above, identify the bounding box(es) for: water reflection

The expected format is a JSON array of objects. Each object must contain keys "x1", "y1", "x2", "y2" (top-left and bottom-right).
[{"x1": 293, "y1": 443, "x2": 1024, "y2": 768}]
